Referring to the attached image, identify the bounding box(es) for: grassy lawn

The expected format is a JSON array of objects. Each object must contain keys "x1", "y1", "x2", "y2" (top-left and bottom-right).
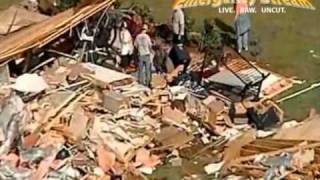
[
  {"x1": 124, "y1": 0, "x2": 320, "y2": 120},
  {"x1": 1, "y1": 0, "x2": 320, "y2": 120}
]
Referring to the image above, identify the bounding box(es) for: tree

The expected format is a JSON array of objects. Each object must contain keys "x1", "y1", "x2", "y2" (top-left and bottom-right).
[
  {"x1": 58, "y1": 0, "x2": 80, "y2": 10},
  {"x1": 200, "y1": 18, "x2": 223, "y2": 63}
]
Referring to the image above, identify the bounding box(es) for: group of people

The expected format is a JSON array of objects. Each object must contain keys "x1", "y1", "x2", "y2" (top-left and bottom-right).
[
  {"x1": 114, "y1": 22, "x2": 155, "y2": 87},
  {"x1": 171, "y1": 0, "x2": 252, "y2": 54},
  {"x1": 115, "y1": 0, "x2": 251, "y2": 87},
  {"x1": 113, "y1": 1, "x2": 188, "y2": 87}
]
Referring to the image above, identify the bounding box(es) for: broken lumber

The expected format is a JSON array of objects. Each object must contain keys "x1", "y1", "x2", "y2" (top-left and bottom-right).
[
  {"x1": 232, "y1": 142, "x2": 320, "y2": 164},
  {"x1": 0, "y1": 0, "x2": 115, "y2": 63},
  {"x1": 277, "y1": 82, "x2": 320, "y2": 103}
]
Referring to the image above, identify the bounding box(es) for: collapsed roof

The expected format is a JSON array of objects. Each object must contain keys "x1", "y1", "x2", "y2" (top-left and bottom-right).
[
  {"x1": 0, "y1": 0, "x2": 115, "y2": 64},
  {"x1": 0, "y1": 5, "x2": 48, "y2": 35}
]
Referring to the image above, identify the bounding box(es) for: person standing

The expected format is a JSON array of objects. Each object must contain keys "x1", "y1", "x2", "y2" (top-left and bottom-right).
[
  {"x1": 153, "y1": 40, "x2": 168, "y2": 74},
  {"x1": 134, "y1": 24, "x2": 153, "y2": 87},
  {"x1": 235, "y1": 0, "x2": 251, "y2": 53},
  {"x1": 108, "y1": 22, "x2": 122, "y2": 68},
  {"x1": 120, "y1": 22, "x2": 134, "y2": 71},
  {"x1": 172, "y1": 1, "x2": 185, "y2": 44}
]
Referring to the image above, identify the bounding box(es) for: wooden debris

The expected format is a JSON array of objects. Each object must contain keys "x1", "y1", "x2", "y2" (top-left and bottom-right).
[
  {"x1": 273, "y1": 114, "x2": 320, "y2": 141},
  {"x1": 224, "y1": 129, "x2": 256, "y2": 165},
  {"x1": 22, "y1": 132, "x2": 40, "y2": 149},
  {"x1": 232, "y1": 140, "x2": 320, "y2": 164},
  {"x1": 102, "y1": 91, "x2": 129, "y2": 113},
  {"x1": 154, "y1": 126, "x2": 194, "y2": 150},
  {"x1": 32, "y1": 153, "x2": 56, "y2": 180},
  {"x1": 151, "y1": 74, "x2": 167, "y2": 89},
  {"x1": 0, "y1": 2, "x2": 305, "y2": 179},
  {"x1": 97, "y1": 145, "x2": 116, "y2": 173},
  {"x1": 134, "y1": 148, "x2": 161, "y2": 168},
  {"x1": 227, "y1": 138, "x2": 320, "y2": 179},
  {"x1": 82, "y1": 63, "x2": 134, "y2": 87},
  {"x1": 162, "y1": 106, "x2": 189, "y2": 127},
  {"x1": 0, "y1": 5, "x2": 48, "y2": 35},
  {"x1": 0, "y1": 0, "x2": 115, "y2": 63},
  {"x1": 64, "y1": 105, "x2": 89, "y2": 143}
]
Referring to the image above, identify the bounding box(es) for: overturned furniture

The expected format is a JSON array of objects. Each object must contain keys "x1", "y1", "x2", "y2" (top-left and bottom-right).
[{"x1": 207, "y1": 50, "x2": 269, "y2": 100}]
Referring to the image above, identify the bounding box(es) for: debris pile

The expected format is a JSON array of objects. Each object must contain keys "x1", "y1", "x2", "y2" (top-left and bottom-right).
[
  {"x1": 0, "y1": 57, "x2": 315, "y2": 179},
  {"x1": 228, "y1": 139, "x2": 320, "y2": 179},
  {"x1": 0, "y1": 59, "x2": 234, "y2": 179},
  {"x1": 0, "y1": 0, "x2": 318, "y2": 179}
]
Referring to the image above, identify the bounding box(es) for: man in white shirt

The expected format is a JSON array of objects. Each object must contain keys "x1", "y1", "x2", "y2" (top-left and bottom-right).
[
  {"x1": 134, "y1": 24, "x2": 153, "y2": 87},
  {"x1": 172, "y1": 1, "x2": 185, "y2": 44}
]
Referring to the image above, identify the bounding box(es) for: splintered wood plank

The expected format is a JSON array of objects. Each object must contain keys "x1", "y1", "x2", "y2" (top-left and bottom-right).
[
  {"x1": 224, "y1": 129, "x2": 256, "y2": 163},
  {"x1": 226, "y1": 58, "x2": 252, "y2": 72},
  {"x1": 240, "y1": 148, "x2": 259, "y2": 157},
  {"x1": 230, "y1": 169, "x2": 264, "y2": 178},
  {"x1": 242, "y1": 143, "x2": 279, "y2": 153},
  {"x1": 234, "y1": 142, "x2": 320, "y2": 163},
  {"x1": 0, "y1": 0, "x2": 115, "y2": 63},
  {"x1": 251, "y1": 139, "x2": 299, "y2": 149},
  {"x1": 231, "y1": 164, "x2": 267, "y2": 170},
  {"x1": 256, "y1": 138, "x2": 304, "y2": 145}
]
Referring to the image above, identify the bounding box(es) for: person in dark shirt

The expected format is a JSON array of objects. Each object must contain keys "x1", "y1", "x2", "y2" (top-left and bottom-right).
[
  {"x1": 153, "y1": 41, "x2": 167, "y2": 74},
  {"x1": 169, "y1": 43, "x2": 191, "y2": 73}
]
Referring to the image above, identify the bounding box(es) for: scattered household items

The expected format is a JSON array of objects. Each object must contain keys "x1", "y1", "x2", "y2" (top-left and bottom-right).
[{"x1": 0, "y1": 0, "x2": 313, "y2": 179}]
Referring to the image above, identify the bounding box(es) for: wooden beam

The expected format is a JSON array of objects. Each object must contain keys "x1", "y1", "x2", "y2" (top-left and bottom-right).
[
  {"x1": 0, "y1": 0, "x2": 115, "y2": 63},
  {"x1": 242, "y1": 143, "x2": 279, "y2": 152},
  {"x1": 231, "y1": 164, "x2": 267, "y2": 170},
  {"x1": 240, "y1": 148, "x2": 259, "y2": 156},
  {"x1": 233, "y1": 142, "x2": 320, "y2": 164}
]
